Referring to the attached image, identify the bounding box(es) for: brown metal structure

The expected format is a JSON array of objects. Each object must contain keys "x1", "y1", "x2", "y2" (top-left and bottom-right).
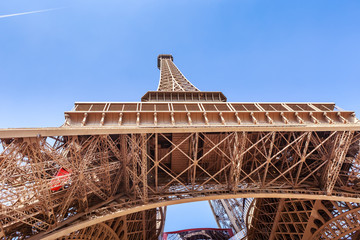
[
  {"x1": 1, "y1": 54, "x2": 360, "y2": 239},
  {"x1": 209, "y1": 198, "x2": 251, "y2": 239}
]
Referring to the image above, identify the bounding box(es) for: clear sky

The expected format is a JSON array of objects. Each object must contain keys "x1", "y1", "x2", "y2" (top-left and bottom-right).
[{"x1": 1, "y1": 0, "x2": 360, "y2": 232}]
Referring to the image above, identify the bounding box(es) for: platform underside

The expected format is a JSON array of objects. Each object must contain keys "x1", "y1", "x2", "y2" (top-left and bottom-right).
[
  {"x1": 1, "y1": 53, "x2": 360, "y2": 239},
  {"x1": 1, "y1": 129, "x2": 360, "y2": 239}
]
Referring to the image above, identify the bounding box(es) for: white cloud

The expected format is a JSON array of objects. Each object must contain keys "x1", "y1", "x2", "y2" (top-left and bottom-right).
[{"x1": 0, "y1": 8, "x2": 58, "y2": 19}]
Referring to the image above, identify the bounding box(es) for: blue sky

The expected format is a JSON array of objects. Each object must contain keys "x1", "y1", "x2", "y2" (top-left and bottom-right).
[{"x1": 1, "y1": 0, "x2": 360, "y2": 231}]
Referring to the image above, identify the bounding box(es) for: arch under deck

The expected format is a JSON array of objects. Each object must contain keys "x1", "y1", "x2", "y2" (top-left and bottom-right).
[{"x1": 40, "y1": 192, "x2": 360, "y2": 239}]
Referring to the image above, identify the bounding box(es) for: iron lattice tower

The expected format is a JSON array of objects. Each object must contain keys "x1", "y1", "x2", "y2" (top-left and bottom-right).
[{"x1": 1, "y1": 55, "x2": 360, "y2": 240}]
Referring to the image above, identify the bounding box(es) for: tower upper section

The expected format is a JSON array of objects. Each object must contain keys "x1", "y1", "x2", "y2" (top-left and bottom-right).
[
  {"x1": 141, "y1": 54, "x2": 227, "y2": 102},
  {"x1": 157, "y1": 54, "x2": 200, "y2": 92},
  {"x1": 59, "y1": 54, "x2": 358, "y2": 129}
]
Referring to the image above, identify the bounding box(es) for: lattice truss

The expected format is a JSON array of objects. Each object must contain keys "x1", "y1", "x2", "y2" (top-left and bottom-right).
[
  {"x1": 1, "y1": 55, "x2": 360, "y2": 240},
  {"x1": 209, "y1": 198, "x2": 252, "y2": 239},
  {"x1": 0, "y1": 131, "x2": 360, "y2": 239},
  {"x1": 247, "y1": 198, "x2": 360, "y2": 240},
  {"x1": 157, "y1": 54, "x2": 199, "y2": 92},
  {"x1": 210, "y1": 132, "x2": 360, "y2": 240},
  {"x1": 5, "y1": 208, "x2": 162, "y2": 240},
  {"x1": 57, "y1": 208, "x2": 160, "y2": 240}
]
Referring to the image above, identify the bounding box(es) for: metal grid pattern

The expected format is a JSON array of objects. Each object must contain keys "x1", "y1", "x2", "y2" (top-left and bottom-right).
[
  {"x1": 1, "y1": 55, "x2": 360, "y2": 240},
  {"x1": 56, "y1": 208, "x2": 162, "y2": 240},
  {"x1": 247, "y1": 198, "x2": 360, "y2": 240},
  {"x1": 1, "y1": 131, "x2": 360, "y2": 239},
  {"x1": 157, "y1": 55, "x2": 199, "y2": 92},
  {"x1": 209, "y1": 198, "x2": 251, "y2": 239}
]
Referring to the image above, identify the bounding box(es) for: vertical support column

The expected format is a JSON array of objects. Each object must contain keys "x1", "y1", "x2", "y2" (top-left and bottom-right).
[
  {"x1": 141, "y1": 133, "x2": 148, "y2": 203},
  {"x1": 191, "y1": 133, "x2": 199, "y2": 190},
  {"x1": 219, "y1": 199, "x2": 242, "y2": 233},
  {"x1": 128, "y1": 134, "x2": 148, "y2": 202},
  {"x1": 322, "y1": 131, "x2": 354, "y2": 195},
  {"x1": 128, "y1": 134, "x2": 138, "y2": 199},
  {"x1": 122, "y1": 135, "x2": 130, "y2": 194},
  {"x1": 261, "y1": 132, "x2": 276, "y2": 187},
  {"x1": 155, "y1": 133, "x2": 159, "y2": 192},
  {"x1": 295, "y1": 132, "x2": 312, "y2": 186},
  {"x1": 74, "y1": 136, "x2": 91, "y2": 210},
  {"x1": 230, "y1": 132, "x2": 246, "y2": 191},
  {"x1": 100, "y1": 136, "x2": 112, "y2": 197}
]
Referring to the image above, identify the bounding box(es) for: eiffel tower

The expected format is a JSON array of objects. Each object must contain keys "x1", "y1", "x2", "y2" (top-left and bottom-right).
[{"x1": 1, "y1": 54, "x2": 360, "y2": 240}]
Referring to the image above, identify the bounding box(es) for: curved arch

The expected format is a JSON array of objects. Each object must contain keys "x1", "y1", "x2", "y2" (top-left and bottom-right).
[
  {"x1": 3, "y1": 131, "x2": 360, "y2": 239},
  {"x1": 311, "y1": 206, "x2": 360, "y2": 239},
  {"x1": 245, "y1": 198, "x2": 256, "y2": 236},
  {"x1": 57, "y1": 222, "x2": 120, "y2": 240},
  {"x1": 156, "y1": 207, "x2": 166, "y2": 239},
  {"x1": 41, "y1": 192, "x2": 360, "y2": 239}
]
